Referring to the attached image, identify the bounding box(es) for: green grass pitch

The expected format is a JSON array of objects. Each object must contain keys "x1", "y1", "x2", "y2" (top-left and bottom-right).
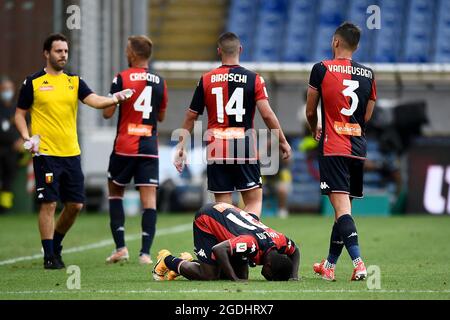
[{"x1": 0, "y1": 212, "x2": 449, "y2": 300}]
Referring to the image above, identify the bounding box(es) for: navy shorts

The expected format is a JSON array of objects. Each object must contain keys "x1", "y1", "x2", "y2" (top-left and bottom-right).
[
  {"x1": 193, "y1": 222, "x2": 218, "y2": 265},
  {"x1": 207, "y1": 163, "x2": 262, "y2": 193},
  {"x1": 108, "y1": 153, "x2": 159, "y2": 187},
  {"x1": 33, "y1": 155, "x2": 85, "y2": 203},
  {"x1": 319, "y1": 156, "x2": 364, "y2": 198}
]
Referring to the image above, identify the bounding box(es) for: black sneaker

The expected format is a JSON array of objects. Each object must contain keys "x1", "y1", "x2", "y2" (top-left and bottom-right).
[
  {"x1": 54, "y1": 254, "x2": 66, "y2": 268},
  {"x1": 54, "y1": 246, "x2": 66, "y2": 268},
  {"x1": 44, "y1": 256, "x2": 64, "y2": 270}
]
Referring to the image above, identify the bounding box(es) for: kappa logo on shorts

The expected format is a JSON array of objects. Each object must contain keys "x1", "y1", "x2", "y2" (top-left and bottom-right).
[
  {"x1": 320, "y1": 182, "x2": 330, "y2": 190},
  {"x1": 45, "y1": 173, "x2": 54, "y2": 184}
]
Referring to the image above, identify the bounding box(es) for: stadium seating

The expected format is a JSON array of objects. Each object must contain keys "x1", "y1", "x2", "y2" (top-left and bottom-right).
[
  {"x1": 226, "y1": 0, "x2": 259, "y2": 61},
  {"x1": 434, "y1": 0, "x2": 450, "y2": 62},
  {"x1": 226, "y1": 0, "x2": 450, "y2": 63},
  {"x1": 282, "y1": 0, "x2": 317, "y2": 62},
  {"x1": 403, "y1": 0, "x2": 436, "y2": 62},
  {"x1": 253, "y1": 0, "x2": 289, "y2": 61},
  {"x1": 312, "y1": 0, "x2": 348, "y2": 61},
  {"x1": 347, "y1": 0, "x2": 375, "y2": 62}
]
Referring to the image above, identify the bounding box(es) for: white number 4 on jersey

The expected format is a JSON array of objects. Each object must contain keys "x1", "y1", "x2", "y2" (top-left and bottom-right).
[{"x1": 134, "y1": 86, "x2": 153, "y2": 119}]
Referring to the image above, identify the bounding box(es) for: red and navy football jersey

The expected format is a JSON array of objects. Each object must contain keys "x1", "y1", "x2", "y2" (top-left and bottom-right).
[
  {"x1": 309, "y1": 59, "x2": 377, "y2": 159},
  {"x1": 110, "y1": 67, "x2": 168, "y2": 157},
  {"x1": 194, "y1": 203, "x2": 297, "y2": 265},
  {"x1": 189, "y1": 65, "x2": 268, "y2": 161}
]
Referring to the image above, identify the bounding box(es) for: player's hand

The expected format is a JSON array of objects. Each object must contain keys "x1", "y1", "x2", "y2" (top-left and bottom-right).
[
  {"x1": 313, "y1": 126, "x2": 322, "y2": 141},
  {"x1": 280, "y1": 141, "x2": 292, "y2": 160},
  {"x1": 112, "y1": 89, "x2": 135, "y2": 104},
  {"x1": 174, "y1": 147, "x2": 187, "y2": 173},
  {"x1": 23, "y1": 135, "x2": 40, "y2": 155}
]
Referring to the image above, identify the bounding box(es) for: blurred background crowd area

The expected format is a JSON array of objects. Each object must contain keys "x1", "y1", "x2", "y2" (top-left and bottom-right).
[{"x1": 1, "y1": 0, "x2": 450, "y2": 217}]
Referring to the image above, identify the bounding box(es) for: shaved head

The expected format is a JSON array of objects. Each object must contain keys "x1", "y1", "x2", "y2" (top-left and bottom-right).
[{"x1": 218, "y1": 32, "x2": 241, "y2": 56}]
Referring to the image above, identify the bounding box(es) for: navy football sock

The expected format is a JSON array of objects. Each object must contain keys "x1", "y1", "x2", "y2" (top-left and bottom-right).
[
  {"x1": 336, "y1": 214, "x2": 361, "y2": 262},
  {"x1": 109, "y1": 199, "x2": 125, "y2": 249},
  {"x1": 42, "y1": 239, "x2": 54, "y2": 259},
  {"x1": 53, "y1": 231, "x2": 65, "y2": 255},
  {"x1": 327, "y1": 222, "x2": 343, "y2": 265},
  {"x1": 164, "y1": 255, "x2": 183, "y2": 273},
  {"x1": 141, "y1": 208, "x2": 157, "y2": 255}
]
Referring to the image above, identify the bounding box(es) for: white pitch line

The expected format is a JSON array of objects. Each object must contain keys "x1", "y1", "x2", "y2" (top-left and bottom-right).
[
  {"x1": 1, "y1": 289, "x2": 450, "y2": 295},
  {"x1": 0, "y1": 223, "x2": 192, "y2": 266}
]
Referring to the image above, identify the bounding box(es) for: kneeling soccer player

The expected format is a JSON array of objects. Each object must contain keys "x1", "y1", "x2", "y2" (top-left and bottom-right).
[{"x1": 152, "y1": 202, "x2": 300, "y2": 281}]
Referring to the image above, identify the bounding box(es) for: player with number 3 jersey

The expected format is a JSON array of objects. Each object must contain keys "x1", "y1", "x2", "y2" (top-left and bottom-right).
[
  {"x1": 306, "y1": 22, "x2": 376, "y2": 281},
  {"x1": 103, "y1": 36, "x2": 168, "y2": 265}
]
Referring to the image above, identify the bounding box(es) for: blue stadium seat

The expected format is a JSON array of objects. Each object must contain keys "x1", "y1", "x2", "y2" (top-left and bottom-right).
[
  {"x1": 434, "y1": 0, "x2": 450, "y2": 62},
  {"x1": 373, "y1": 0, "x2": 407, "y2": 62},
  {"x1": 347, "y1": 0, "x2": 378, "y2": 62},
  {"x1": 282, "y1": 0, "x2": 317, "y2": 62},
  {"x1": 227, "y1": 0, "x2": 259, "y2": 61},
  {"x1": 403, "y1": 0, "x2": 436, "y2": 62},
  {"x1": 226, "y1": 0, "x2": 446, "y2": 63},
  {"x1": 253, "y1": 0, "x2": 289, "y2": 61},
  {"x1": 312, "y1": 0, "x2": 349, "y2": 62}
]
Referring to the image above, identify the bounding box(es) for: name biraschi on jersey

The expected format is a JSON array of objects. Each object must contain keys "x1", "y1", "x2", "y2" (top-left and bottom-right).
[
  {"x1": 211, "y1": 72, "x2": 247, "y2": 84},
  {"x1": 327, "y1": 64, "x2": 373, "y2": 79},
  {"x1": 129, "y1": 72, "x2": 160, "y2": 84}
]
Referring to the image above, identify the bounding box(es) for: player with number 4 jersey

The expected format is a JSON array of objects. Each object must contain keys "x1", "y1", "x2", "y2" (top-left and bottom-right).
[
  {"x1": 174, "y1": 32, "x2": 291, "y2": 218},
  {"x1": 103, "y1": 36, "x2": 168, "y2": 265},
  {"x1": 306, "y1": 22, "x2": 376, "y2": 281}
]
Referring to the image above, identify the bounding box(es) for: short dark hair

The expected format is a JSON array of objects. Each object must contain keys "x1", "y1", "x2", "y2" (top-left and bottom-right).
[
  {"x1": 128, "y1": 35, "x2": 153, "y2": 60},
  {"x1": 218, "y1": 32, "x2": 241, "y2": 56},
  {"x1": 334, "y1": 22, "x2": 361, "y2": 51},
  {"x1": 268, "y1": 251, "x2": 292, "y2": 281},
  {"x1": 43, "y1": 33, "x2": 68, "y2": 52}
]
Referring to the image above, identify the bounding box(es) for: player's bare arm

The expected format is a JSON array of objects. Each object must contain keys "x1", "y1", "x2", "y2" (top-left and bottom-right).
[
  {"x1": 83, "y1": 89, "x2": 133, "y2": 110},
  {"x1": 287, "y1": 246, "x2": 300, "y2": 280},
  {"x1": 158, "y1": 109, "x2": 166, "y2": 122},
  {"x1": 305, "y1": 87, "x2": 321, "y2": 141},
  {"x1": 174, "y1": 109, "x2": 199, "y2": 172},
  {"x1": 179, "y1": 109, "x2": 199, "y2": 145},
  {"x1": 14, "y1": 108, "x2": 31, "y2": 141},
  {"x1": 231, "y1": 261, "x2": 249, "y2": 280},
  {"x1": 365, "y1": 100, "x2": 376, "y2": 123},
  {"x1": 212, "y1": 241, "x2": 244, "y2": 281},
  {"x1": 256, "y1": 99, "x2": 292, "y2": 160},
  {"x1": 102, "y1": 105, "x2": 117, "y2": 119}
]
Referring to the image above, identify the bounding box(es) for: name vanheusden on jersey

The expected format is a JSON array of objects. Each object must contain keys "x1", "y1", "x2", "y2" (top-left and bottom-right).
[{"x1": 327, "y1": 64, "x2": 373, "y2": 79}]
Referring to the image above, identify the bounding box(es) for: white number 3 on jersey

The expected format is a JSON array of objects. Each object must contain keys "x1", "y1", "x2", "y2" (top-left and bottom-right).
[
  {"x1": 341, "y1": 79, "x2": 359, "y2": 116},
  {"x1": 133, "y1": 86, "x2": 153, "y2": 119}
]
